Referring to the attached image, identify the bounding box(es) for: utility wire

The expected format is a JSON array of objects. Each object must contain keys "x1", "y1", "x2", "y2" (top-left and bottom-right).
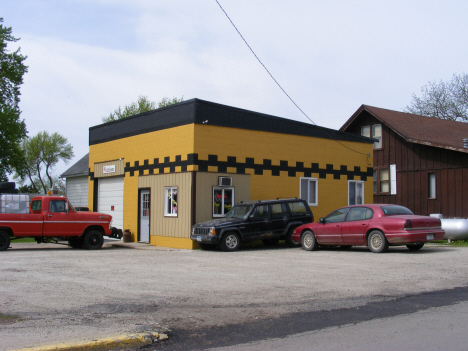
[
  {"x1": 215, "y1": 0, "x2": 315, "y2": 126},
  {"x1": 214, "y1": 0, "x2": 370, "y2": 160}
]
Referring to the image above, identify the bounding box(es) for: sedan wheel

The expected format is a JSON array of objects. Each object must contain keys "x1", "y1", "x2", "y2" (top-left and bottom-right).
[
  {"x1": 367, "y1": 230, "x2": 389, "y2": 253},
  {"x1": 406, "y1": 243, "x2": 424, "y2": 251},
  {"x1": 301, "y1": 230, "x2": 317, "y2": 251},
  {"x1": 220, "y1": 232, "x2": 240, "y2": 252}
]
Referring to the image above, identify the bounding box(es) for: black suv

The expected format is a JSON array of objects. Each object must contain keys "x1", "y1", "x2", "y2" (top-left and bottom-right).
[{"x1": 191, "y1": 198, "x2": 314, "y2": 251}]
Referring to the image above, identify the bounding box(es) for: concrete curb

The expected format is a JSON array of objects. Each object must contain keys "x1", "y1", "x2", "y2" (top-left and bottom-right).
[{"x1": 14, "y1": 332, "x2": 168, "y2": 351}]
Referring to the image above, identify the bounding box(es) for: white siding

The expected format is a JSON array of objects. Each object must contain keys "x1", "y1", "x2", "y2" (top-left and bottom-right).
[{"x1": 65, "y1": 176, "x2": 89, "y2": 208}]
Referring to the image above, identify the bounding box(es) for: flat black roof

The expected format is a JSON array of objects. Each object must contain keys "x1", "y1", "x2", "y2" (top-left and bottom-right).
[{"x1": 89, "y1": 98, "x2": 373, "y2": 146}]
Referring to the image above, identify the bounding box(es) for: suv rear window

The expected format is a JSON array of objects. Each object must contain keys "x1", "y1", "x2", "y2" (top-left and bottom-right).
[{"x1": 288, "y1": 201, "x2": 308, "y2": 215}]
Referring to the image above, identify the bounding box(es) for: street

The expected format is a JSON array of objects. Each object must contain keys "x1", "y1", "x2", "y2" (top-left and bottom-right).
[{"x1": 1, "y1": 241, "x2": 468, "y2": 350}]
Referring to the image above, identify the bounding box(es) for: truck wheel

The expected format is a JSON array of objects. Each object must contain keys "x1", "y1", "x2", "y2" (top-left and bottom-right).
[
  {"x1": 83, "y1": 230, "x2": 104, "y2": 250},
  {"x1": 0, "y1": 231, "x2": 10, "y2": 251},
  {"x1": 220, "y1": 232, "x2": 240, "y2": 252},
  {"x1": 68, "y1": 237, "x2": 83, "y2": 249},
  {"x1": 285, "y1": 229, "x2": 301, "y2": 248}
]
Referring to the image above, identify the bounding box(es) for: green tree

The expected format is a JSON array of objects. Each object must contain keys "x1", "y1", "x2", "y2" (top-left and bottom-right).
[
  {"x1": 102, "y1": 95, "x2": 184, "y2": 123},
  {"x1": 0, "y1": 18, "x2": 28, "y2": 181},
  {"x1": 15, "y1": 131, "x2": 74, "y2": 194},
  {"x1": 405, "y1": 73, "x2": 468, "y2": 122}
]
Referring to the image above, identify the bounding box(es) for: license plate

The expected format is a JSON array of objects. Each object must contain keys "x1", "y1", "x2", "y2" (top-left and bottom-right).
[
  {"x1": 426, "y1": 234, "x2": 434, "y2": 240},
  {"x1": 197, "y1": 236, "x2": 202, "y2": 242}
]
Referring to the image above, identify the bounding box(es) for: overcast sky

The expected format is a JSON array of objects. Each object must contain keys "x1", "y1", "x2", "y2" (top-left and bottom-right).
[{"x1": 2, "y1": 0, "x2": 467, "y2": 176}]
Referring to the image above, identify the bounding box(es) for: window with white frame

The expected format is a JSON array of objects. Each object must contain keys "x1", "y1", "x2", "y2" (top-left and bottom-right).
[
  {"x1": 372, "y1": 125, "x2": 382, "y2": 149},
  {"x1": 373, "y1": 165, "x2": 397, "y2": 195},
  {"x1": 361, "y1": 124, "x2": 382, "y2": 149},
  {"x1": 300, "y1": 177, "x2": 318, "y2": 206},
  {"x1": 348, "y1": 181, "x2": 364, "y2": 205},
  {"x1": 213, "y1": 187, "x2": 234, "y2": 217},
  {"x1": 428, "y1": 173, "x2": 436, "y2": 199},
  {"x1": 164, "y1": 186, "x2": 178, "y2": 216}
]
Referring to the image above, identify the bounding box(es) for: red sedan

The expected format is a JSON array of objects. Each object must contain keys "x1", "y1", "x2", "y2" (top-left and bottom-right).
[{"x1": 292, "y1": 204, "x2": 445, "y2": 253}]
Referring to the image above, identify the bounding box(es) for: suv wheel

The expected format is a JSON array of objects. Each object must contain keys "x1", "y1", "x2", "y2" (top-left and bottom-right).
[
  {"x1": 220, "y1": 232, "x2": 240, "y2": 252},
  {"x1": 285, "y1": 229, "x2": 301, "y2": 248}
]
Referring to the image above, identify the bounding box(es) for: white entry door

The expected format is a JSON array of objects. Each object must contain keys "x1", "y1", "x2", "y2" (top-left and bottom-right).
[
  {"x1": 98, "y1": 176, "x2": 124, "y2": 230},
  {"x1": 139, "y1": 190, "x2": 150, "y2": 243}
]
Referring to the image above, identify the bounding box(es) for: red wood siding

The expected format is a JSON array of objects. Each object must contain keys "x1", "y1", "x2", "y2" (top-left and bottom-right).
[{"x1": 345, "y1": 111, "x2": 468, "y2": 217}]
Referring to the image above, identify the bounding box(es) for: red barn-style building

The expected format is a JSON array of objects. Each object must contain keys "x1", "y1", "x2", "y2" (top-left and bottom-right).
[{"x1": 341, "y1": 105, "x2": 468, "y2": 218}]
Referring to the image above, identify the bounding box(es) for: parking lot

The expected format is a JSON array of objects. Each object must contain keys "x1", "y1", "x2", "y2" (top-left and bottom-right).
[{"x1": 1, "y1": 241, "x2": 468, "y2": 350}]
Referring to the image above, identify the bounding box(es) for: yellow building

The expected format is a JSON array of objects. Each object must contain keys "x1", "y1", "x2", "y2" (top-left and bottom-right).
[{"x1": 88, "y1": 99, "x2": 373, "y2": 249}]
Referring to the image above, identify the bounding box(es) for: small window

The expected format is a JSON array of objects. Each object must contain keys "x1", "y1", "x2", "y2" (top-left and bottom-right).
[
  {"x1": 361, "y1": 125, "x2": 370, "y2": 138},
  {"x1": 31, "y1": 200, "x2": 42, "y2": 211},
  {"x1": 271, "y1": 203, "x2": 289, "y2": 218},
  {"x1": 428, "y1": 173, "x2": 436, "y2": 199},
  {"x1": 289, "y1": 201, "x2": 308, "y2": 215},
  {"x1": 381, "y1": 205, "x2": 413, "y2": 215},
  {"x1": 164, "y1": 186, "x2": 178, "y2": 216},
  {"x1": 373, "y1": 170, "x2": 377, "y2": 193},
  {"x1": 325, "y1": 208, "x2": 349, "y2": 223},
  {"x1": 251, "y1": 205, "x2": 270, "y2": 219},
  {"x1": 372, "y1": 124, "x2": 382, "y2": 149},
  {"x1": 49, "y1": 200, "x2": 66, "y2": 213},
  {"x1": 348, "y1": 181, "x2": 364, "y2": 205},
  {"x1": 346, "y1": 207, "x2": 373, "y2": 222},
  {"x1": 380, "y1": 168, "x2": 389, "y2": 193},
  {"x1": 300, "y1": 177, "x2": 318, "y2": 206},
  {"x1": 362, "y1": 124, "x2": 382, "y2": 149},
  {"x1": 213, "y1": 187, "x2": 234, "y2": 217}
]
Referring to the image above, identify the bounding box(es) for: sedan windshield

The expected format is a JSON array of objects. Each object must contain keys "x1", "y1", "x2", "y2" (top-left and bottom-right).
[
  {"x1": 225, "y1": 205, "x2": 253, "y2": 219},
  {"x1": 381, "y1": 205, "x2": 413, "y2": 216}
]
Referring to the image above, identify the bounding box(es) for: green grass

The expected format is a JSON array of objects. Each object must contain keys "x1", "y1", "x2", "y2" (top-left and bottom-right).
[
  {"x1": 432, "y1": 240, "x2": 468, "y2": 247},
  {"x1": 10, "y1": 237, "x2": 36, "y2": 243},
  {"x1": 0, "y1": 313, "x2": 21, "y2": 324}
]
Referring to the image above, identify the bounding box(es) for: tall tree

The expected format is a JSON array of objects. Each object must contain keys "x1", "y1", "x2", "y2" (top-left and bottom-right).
[
  {"x1": 15, "y1": 131, "x2": 74, "y2": 193},
  {"x1": 0, "y1": 18, "x2": 28, "y2": 181},
  {"x1": 405, "y1": 73, "x2": 468, "y2": 122},
  {"x1": 102, "y1": 95, "x2": 184, "y2": 123}
]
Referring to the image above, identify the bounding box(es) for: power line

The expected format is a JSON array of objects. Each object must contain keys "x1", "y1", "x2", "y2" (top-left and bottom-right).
[{"x1": 214, "y1": 0, "x2": 370, "y2": 159}]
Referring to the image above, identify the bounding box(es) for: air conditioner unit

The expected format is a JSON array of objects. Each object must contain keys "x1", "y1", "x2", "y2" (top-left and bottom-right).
[{"x1": 218, "y1": 177, "x2": 232, "y2": 186}]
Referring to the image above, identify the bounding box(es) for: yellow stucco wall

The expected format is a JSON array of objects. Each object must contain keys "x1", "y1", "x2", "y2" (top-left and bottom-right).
[
  {"x1": 88, "y1": 122, "x2": 373, "y2": 249},
  {"x1": 193, "y1": 124, "x2": 373, "y2": 219}
]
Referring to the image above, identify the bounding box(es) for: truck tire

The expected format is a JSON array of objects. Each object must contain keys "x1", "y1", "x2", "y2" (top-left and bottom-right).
[
  {"x1": 68, "y1": 237, "x2": 83, "y2": 249},
  {"x1": 83, "y1": 230, "x2": 104, "y2": 250},
  {"x1": 0, "y1": 231, "x2": 11, "y2": 251}
]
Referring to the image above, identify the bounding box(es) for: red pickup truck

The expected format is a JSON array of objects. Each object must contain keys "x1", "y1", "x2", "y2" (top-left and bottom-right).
[{"x1": 0, "y1": 195, "x2": 116, "y2": 251}]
